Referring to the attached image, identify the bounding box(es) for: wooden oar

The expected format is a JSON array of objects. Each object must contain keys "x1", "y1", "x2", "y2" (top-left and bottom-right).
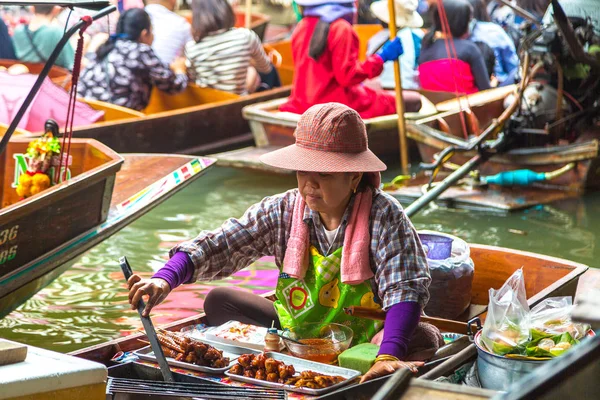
[
  {"x1": 245, "y1": 0, "x2": 252, "y2": 29},
  {"x1": 343, "y1": 306, "x2": 477, "y2": 334},
  {"x1": 386, "y1": 0, "x2": 409, "y2": 174}
]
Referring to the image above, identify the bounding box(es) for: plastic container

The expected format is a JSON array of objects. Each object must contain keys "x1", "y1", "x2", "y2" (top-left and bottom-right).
[
  {"x1": 263, "y1": 328, "x2": 282, "y2": 352},
  {"x1": 418, "y1": 233, "x2": 454, "y2": 260},
  {"x1": 418, "y1": 230, "x2": 474, "y2": 319},
  {"x1": 280, "y1": 323, "x2": 353, "y2": 364}
]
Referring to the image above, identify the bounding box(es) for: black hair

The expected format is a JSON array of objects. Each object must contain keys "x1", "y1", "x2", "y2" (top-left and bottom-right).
[
  {"x1": 474, "y1": 41, "x2": 496, "y2": 78},
  {"x1": 191, "y1": 0, "x2": 235, "y2": 43},
  {"x1": 467, "y1": 0, "x2": 491, "y2": 21},
  {"x1": 423, "y1": 0, "x2": 473, "y2": 48},
  {"x1": 96, "y1": 8, "x2": 151, "y2": 60},
  {"x1": 34, "y1": 5, "x2": 55, "y2": 15}
]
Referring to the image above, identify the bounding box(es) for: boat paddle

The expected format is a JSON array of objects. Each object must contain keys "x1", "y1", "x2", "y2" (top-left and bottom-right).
[
  {"x1": 386, "y1": 0, "x2": 410, "y2": 174},
  {"x1": 119, "y1": 256, "x2": 174, "y2": 382}
]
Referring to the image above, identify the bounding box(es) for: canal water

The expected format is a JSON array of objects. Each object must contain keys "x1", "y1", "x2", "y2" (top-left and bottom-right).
[{"x1": 1, "y1": 166, "x2": 598, "y2": 353}]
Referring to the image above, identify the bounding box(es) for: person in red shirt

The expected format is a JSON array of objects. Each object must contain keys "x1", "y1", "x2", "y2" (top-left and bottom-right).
[{"x1": 279, "y1": 0, "x2": 422, "y2": 119}]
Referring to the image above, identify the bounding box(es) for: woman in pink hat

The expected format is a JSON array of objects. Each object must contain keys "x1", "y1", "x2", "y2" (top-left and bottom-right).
[{"x1": 127, "y1": 102, "x2": 441, "y2": 381}]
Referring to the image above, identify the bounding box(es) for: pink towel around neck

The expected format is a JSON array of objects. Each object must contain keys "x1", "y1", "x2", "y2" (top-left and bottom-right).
[{"x1": 283, "y1": 173, "x2": 381, "y2": 284}]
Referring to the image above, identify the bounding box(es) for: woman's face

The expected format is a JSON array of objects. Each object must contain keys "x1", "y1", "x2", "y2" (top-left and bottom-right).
[{"x1": 297, "y1": 171, "x2": 362, "y2": 215}]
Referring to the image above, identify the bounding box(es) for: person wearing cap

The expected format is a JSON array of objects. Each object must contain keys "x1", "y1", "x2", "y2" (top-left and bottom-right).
[
  {"x1": 367, "y1": 0, "x2": 424, "y2": 90},
  {"x1": 278, "y1": 0, "x2": 423, "y2": 119},
  {"x1": 127, "y1": 103, "x2": 442, "y2": 381}
]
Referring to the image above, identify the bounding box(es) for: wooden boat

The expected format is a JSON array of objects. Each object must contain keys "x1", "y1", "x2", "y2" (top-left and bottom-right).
[
  {"x1": 0, "y1": 133, "x2": 217, "y2": 317},
  {"x1": 71, "y1": 243, "x2": 588, "y2": 364},
  {"x1": 178, "y1": 8, "x2": 271, "y2": 42},
  {"x1": 63, "y1": 85, "x2": 292, "y2": 154},
  {"x1": 0, "y1": 59, "x2": 71, "y2": 88},
  {"x1": 385, "y1": 85, "x2": 600, "y2": 211}
]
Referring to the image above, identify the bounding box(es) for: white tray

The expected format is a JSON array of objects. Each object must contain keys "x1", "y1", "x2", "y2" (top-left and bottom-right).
[{"x1": 225, "y1": 352, "x2": 361, "y2": 395}]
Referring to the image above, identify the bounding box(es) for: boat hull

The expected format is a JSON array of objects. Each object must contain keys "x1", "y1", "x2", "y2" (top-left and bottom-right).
[
  {"x1": 242, "y1": 96, "x2": 437, "y2": 164},
  {"x1": 0, "y1": 138, "x2": 122, "y2": 283},
  {"x1": 67, "y1": 86, "x2": 291, "y2": 155},
  {"x1": 0, "y1": 154, "x2": 216, "y2": 318},
  {"x1": 70, "y1": 243, "x2": 588, "y2": 365},
  {"x1": 408, "y1": 107, "x2": 600, "y2": 193}
]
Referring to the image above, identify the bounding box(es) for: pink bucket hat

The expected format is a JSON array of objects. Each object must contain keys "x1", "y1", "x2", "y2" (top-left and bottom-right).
[{"x1": 260, "y1": 103, "x2": 387, "y2": 172}]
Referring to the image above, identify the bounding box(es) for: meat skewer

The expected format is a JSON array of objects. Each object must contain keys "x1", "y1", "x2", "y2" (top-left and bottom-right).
[{"x1": 154, "y1": 331, "x2": 230, "y2": 368}]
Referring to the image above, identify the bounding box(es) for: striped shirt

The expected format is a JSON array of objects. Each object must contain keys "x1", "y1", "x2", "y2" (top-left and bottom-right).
[
  {"x1": 171, "y1": 189, "x2": 431, "y2": 310},
  {"x1": 185, "y1": 27, "x2": 272, "y2": 95}
]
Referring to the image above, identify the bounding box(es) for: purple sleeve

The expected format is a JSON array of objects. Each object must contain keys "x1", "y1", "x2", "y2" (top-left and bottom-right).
[
  {"x1": 152, "y1": 252, "x2": 194, "y2": 290},
  {"x1": 378, "y1": 301, "x2": 421, "y2": 359}
]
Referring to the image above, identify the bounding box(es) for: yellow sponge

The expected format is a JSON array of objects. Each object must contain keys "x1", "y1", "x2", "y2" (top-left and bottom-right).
[{"x1": 338, "y1": 343, "x2": 380, "y2": 374}]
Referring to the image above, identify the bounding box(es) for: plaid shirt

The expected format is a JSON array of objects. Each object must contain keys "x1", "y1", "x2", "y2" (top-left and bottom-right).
[{"x1": 172, "y1": 189, "x2": 431, "y2": 310}]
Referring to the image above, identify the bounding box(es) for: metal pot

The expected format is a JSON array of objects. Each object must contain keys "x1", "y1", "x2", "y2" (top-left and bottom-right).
[{"x1": 474, "y1": 330, "x2": 547, "y2": 391}]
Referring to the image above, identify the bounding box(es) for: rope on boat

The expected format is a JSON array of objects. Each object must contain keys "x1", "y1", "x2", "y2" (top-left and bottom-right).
[{"x1": 55, "y1": 16, "x2": 92, "y2": 184}]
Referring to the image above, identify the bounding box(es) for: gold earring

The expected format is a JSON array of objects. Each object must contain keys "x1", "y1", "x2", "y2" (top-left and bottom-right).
[{"x1": 353, "y1": 187, "x2": 357, "y2": 194}]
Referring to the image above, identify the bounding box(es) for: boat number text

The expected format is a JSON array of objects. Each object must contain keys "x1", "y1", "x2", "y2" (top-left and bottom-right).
[{"x1": 0, "y1": 225, "x2": 19, "y2": 265}]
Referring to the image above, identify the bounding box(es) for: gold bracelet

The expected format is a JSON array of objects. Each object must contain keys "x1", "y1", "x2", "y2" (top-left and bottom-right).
[{"x1": 375, "y1": 354, "x2": 400, "y2": 363}]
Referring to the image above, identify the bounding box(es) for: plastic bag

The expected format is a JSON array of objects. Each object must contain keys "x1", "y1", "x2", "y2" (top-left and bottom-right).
[
  {"x1": 530, "y1": 296, "x2": 591, "y2": 340},
  {"x1": 481, "y1": 268, "x2": 530, "y2": 355},
  {"x1": 420, "y1": 230, "x2": 475, "y2": 319}
]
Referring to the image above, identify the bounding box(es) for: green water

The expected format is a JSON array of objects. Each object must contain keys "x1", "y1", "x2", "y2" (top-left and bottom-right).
[{"x1": 0, "y1": 166, "x2": 598, "y2": 353}]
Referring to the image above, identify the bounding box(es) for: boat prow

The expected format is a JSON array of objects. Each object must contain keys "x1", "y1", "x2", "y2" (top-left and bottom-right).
[{"x1": 0, "y1": 143, "x2": 217, "y2": 317}]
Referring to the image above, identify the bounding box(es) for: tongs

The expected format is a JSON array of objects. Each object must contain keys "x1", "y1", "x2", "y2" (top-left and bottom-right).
[{"x1": 119, "y1": 256, "x2": 174, "y2": 382}]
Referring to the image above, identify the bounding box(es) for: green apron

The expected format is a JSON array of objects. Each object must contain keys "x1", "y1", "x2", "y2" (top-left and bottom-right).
[{"x1": 274, "y1": 246, "x2": 383, "y2": 345}]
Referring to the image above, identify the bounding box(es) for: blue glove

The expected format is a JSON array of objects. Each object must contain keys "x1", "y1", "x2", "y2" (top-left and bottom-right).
[{"x1": 377, "y1": 37, "x2": 404, "y2": 63}]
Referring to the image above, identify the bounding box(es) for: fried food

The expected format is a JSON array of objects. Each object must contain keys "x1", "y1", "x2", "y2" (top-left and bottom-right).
[
  {"x1": 155, "y1": 330, "x2": 230, "y2": 368},
  {"x1": 229, "y1": 353, "x2": 346, "y2": 389}
]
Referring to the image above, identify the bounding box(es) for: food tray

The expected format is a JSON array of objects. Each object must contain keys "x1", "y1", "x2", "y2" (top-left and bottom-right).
[
  {"x1": 133, "y1": 344, "x2": 244, "y2": 375},
  {"x1": 225, "y1": 351, "x2": 361, "y2": 395}
]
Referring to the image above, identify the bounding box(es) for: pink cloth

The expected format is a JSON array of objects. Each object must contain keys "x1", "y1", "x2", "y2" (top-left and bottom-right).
[
  {"x1": 282, "y1": 172, "x2": 381, "y2": 284},
  {"x1": 0, "y1": 72, "x2": 104, "y2": 132},
  {"x1": 418, "y1": 59, "x2": 479, "y2": 94}
]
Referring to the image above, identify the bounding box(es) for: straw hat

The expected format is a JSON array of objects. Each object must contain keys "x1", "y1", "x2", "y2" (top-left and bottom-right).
[
  {"x1": 370, "y1": 0, "x2": 423, "y2": 28},
  {"x1": 260, "y1": 103, "x2": 387, "y2": 173}
]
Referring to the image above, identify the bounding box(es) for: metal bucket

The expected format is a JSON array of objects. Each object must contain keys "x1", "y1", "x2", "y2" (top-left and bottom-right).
[{"x1": 474, "y1": 330, "x2": 547, "y2": 391}]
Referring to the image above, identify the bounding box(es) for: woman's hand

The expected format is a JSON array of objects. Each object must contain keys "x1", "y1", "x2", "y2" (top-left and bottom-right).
[
  {"x1": 359, "y1": 360, "x2": 424, "y2": 383},
  {"x1": 170, "y1": 57, "x2": 187, "y2": 75},
  {"x1": 127, "y1": 274, "x2": 171, "y2": 317}
]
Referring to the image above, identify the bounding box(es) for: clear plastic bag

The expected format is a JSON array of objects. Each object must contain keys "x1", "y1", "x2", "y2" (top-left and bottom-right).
[
  {"x1": 420, "y1": 231, "x2": 475, "y2": 319},
  {"x1": 530, "y1": 297, "x2": 591, "y2": 340},
  {"x1": 481, "y1": 268, "x2": 531, "y2": 355}
]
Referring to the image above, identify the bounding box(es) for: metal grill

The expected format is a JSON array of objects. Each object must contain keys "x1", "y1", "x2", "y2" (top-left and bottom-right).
[{"x1": 106, "y1": 377, "x2": 287, "y2": 400}]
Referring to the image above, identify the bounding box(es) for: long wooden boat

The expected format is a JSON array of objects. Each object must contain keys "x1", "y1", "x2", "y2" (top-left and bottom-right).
[
  {"x1": 384, "y1": 85, "x2": 600, "y2": 211},
  {"x1": 0, "y1": 133, "x2": 217, "y2": 317},
  {"x1": 0, "y1": 59, "x2": 71, "y2": 88},
  {"x1": 178, "y1": 8, "x2": 271, "y2": 42},
  {"x1": 74, "y1": 85, "x2": 292, "y2": 154},
  {"x1": 71, "y1": 243, "x2": 588, "y2": 364}
]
